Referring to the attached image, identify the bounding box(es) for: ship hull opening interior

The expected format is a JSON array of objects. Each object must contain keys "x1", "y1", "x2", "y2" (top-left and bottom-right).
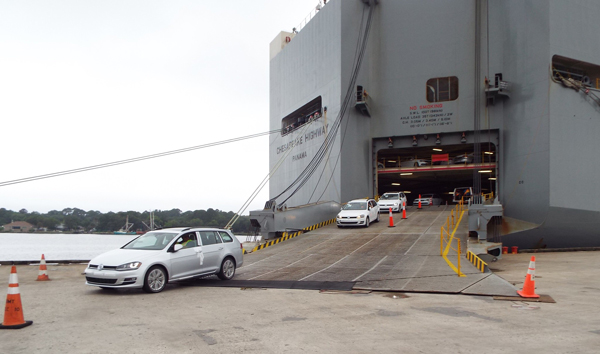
[{"x1": 376, "y1": 137, "x2": 498, "y2": 205}]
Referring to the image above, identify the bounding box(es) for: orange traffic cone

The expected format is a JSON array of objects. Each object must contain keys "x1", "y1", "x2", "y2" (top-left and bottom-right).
[
  {"x1": 388, "y1": 208, "x2": 395, "y2": 227},
  {"x1": 36, "y1": 254, "x2": 50, "y2": 281},
  {"x1": 418, "y1": 194, "x2": 422, "y2": 209},
  {"x1": 402, "y1": 201, "x2": 407, "y2": 219},
  {"x1": 0, "y1": 266, "x2": 33, "y2": 329},
  {"x1": 517, "y1": 256, "x2": 540, "y2": 298}
]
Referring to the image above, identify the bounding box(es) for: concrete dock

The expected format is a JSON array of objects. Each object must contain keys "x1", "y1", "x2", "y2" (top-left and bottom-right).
[
  {"x1": 0, "y1": 250, "x2": 598, "y2": 353},
  {"x1": 1, "y1": 207, "x2": 599, "y2": 352}
]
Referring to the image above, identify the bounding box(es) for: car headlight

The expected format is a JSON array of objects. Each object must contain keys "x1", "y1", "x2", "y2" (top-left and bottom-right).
[
  {"x1": 359, "y1": 214, "x2": 365, "y2": 218},
  {"x1": 393, "y1": 203, "x2": 398, "y2": 206},
  {"x1": 336, "y1": 214, "x2": 341, "y2": 219},
  {"x1": 116, "y1": 262, "x2": 142, "y2": 271}
]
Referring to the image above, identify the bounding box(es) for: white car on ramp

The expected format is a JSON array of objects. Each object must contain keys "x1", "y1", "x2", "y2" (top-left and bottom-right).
[
  {"x1": 336, "y1": 199, "x2": 380, "y2": 228},
  {"x1": 377, "y1": 192, "x2": 407, "y2": 212}
]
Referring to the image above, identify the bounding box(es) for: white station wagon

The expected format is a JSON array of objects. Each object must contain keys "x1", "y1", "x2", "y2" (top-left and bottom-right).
[{"x1": 85, "y1": 227, "x2": 244, "y2": 293}]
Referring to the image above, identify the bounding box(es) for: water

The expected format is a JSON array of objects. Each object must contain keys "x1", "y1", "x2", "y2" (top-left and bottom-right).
[{"x1": 0, "y1": 233, "x2": 260, "y2": 262}]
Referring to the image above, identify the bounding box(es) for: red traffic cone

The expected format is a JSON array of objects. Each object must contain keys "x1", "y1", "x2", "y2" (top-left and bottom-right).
[
  {"x1": 517, "y1": 256, "x2": 540, "y2": 298},
  {"x1": 402, "y1": 201, "x2": 407, "y2": 219},
  {"x1": 36, "y1": 254, "x2": 50, "y2": 281},
  {"x1": 0, "y1": 266, "x2": 33, "y2": 329},
  {"x1": 418, "y1": 194, "x2": 422, "y2": 209},
  {"x1": 388, "y1": 207, "x2": 395, "y2": 227}
]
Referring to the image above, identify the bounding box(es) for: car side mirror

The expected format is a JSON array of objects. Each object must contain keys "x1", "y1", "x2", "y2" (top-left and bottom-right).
[{"x1": 173, "y1": 244, "x2": 183, "y2": 252}]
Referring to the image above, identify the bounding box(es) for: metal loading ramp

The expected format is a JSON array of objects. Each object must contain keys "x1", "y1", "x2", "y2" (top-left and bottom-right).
[{"x1": 232, "y1": 206, "x2": 517, "y2": 296}]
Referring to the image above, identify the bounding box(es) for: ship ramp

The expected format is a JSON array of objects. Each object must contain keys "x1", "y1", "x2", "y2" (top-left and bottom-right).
[{"x1": 211, "y1": 206, "x2": 517, "y2": 296}]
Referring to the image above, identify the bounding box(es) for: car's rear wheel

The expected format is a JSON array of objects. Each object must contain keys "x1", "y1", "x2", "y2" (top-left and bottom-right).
[
  {"x1": 217, "y1": 257, "x2": 236, "y2": 280},
  {"x1": 143, "y1": 266, "x2": 167, "y2": 293},
  {"x1": 375, "y1": 213, "x2": 380, "y2": 222}
]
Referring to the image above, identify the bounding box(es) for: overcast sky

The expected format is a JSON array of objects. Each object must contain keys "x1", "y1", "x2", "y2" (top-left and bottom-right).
[{"x1": 0, "y1": 0, "x2": 323, "y2": 215}]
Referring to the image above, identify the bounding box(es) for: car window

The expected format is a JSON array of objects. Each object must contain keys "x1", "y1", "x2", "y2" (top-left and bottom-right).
[
  {"x1": 123, "y1": 232, "x2": 177, "y2": 250},
  {"x1": 175, "y1": 232, "x2": 198, "y2": 249},
  {"x1": 380, "y1": 194, "x2": 399, "y2": 200},
  {"x1": 454, "y1": 188, "x2": 472, "y2": 201},
  {"x1": 219, "y1": 231, "x2": 234, "y2": 243},
  {"x1": 342, "y1": 202, "x2": 367, "y2": 210},
  {"x1": 199, "y1": 231, "x2": 219, "y2": 246}
]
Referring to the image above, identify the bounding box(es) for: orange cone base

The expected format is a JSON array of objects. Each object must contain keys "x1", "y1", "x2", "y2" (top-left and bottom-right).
[
  {"x1": 388, "y1": 218, "x2": 395, "y2": 227},
  {"x1": 36, "y1": 274, "x2": 50, "y2": 281},
  {"x1": 0, "y1": 320, "x2": 33, "y2": 329},
  {"x1": 516, "y1": 290, "x2": 540, "y2": 298}
]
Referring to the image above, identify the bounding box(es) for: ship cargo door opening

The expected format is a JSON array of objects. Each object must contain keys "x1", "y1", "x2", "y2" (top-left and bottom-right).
[{"x1": 376, "y1": 142, "x2": 497, "y2": 205}]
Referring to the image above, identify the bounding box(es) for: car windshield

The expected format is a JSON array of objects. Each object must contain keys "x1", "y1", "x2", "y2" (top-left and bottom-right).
[
  {"x1": 380, "y1": 194, "x2": 399, "y2": 200},
  {"x1": 454, "y1": 188, "x2": 472, "y2": 199},
  {"x1": 342, "y1": 202, "x2": 367, "y2": 210},
  {"x1": 122, "y1": 232, "x2": 178, "y2": 250}
]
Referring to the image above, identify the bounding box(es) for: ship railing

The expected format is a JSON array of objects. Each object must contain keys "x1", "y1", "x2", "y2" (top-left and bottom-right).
[
  {"x1": 440, "y1": 200, "x2": 466, "y2": 277},
  {"x1": 292, "y1": 1, "x2": 326, "y2": 34}
]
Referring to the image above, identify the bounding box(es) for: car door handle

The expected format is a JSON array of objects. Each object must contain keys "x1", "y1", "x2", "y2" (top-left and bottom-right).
[{"x1": 219, "y1": 247, "x2": 223, "y2": 250}]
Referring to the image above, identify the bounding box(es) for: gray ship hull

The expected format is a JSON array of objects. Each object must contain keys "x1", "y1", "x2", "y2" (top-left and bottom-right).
[{"x1": 259, "y1": 0, "x2": 600, "y2": 248}]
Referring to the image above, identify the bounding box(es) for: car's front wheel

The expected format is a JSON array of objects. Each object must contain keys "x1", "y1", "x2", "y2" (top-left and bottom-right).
[
  {"x1": 364, "y1": 217, "x2": 370, "y2": 228},
  {"x1": 217, "y1": 257, "x2": 236, "y2": 280},
  {"x1": 143, "y1": 266, "x2": 167, "y2": 293}
]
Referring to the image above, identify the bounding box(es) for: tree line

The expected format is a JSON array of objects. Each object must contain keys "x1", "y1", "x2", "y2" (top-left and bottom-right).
[{"x1": 0, "y1": 207, "x2": 255, "y2": 234}]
